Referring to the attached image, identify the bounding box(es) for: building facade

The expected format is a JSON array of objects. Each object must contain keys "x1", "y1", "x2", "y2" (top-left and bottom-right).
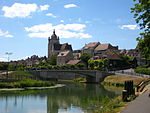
[
  {"x1": 57, "y1": 51, "x2": 73, "y2": 65},
  {"x1": 48, "y1": 30, "x2": 73, "y2": 59}
]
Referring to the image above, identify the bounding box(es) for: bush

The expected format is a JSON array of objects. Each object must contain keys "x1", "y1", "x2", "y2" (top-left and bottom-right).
[
  {"x1": 88, "y1": 59, "x2": 108, "y2": 70},
  {"x1": 135, "y1": 67, "x2": 150, "y2": 75}
]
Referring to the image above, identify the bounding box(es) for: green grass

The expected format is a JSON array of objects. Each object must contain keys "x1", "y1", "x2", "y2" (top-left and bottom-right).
[
  {"x1": 9, "y1": 71, "x2": 32, "y2": 79},
  {"x1": 102, "y1": 75, "x2": 148, "y2": 87},
  {"x1": 135, "y1": 67, "x2": 150, "y2": 75},
  {"x1": 0, "y1": 80, "x2": 55, "y2": 88},
  {"x1": 94, "y1": 96, "x2": 126, "y2": 113}
]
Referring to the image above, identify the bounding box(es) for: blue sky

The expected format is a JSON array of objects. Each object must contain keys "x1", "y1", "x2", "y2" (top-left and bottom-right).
[{"x1": 0, "y1": 0, "x2": 141, "y2": 61}]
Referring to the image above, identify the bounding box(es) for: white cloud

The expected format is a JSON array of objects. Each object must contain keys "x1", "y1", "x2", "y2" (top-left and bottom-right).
[
  {"x1": 60, "y1": 20, "x2": 64, "y2": 23},
  {"x1": 64, "y1": 4, "x2": 77, "y2": 8},
  {"x1": 2, "y1": 3, "x2": 38, "y2": 18},
  {"x1": 25, "y1": 23, "x2": 91, "y2": 39},
  {"x1": 25, "y1": 23, "x2": 53, "y2": 32},
  {"x1": 46, "y1": 13, "x2": 57, "y2": 18},
  {"x1": 85, "y1": 21, "x2": 90, "y2": 24},
  {"x1": 119, "y1": 25, "x2": 139, "y2": 30},
  {"x1": 0, "y1": 29, "x2": 13, "y2": 38},
  {"x1": 40, "y1": 5, "x2": 49, "y2": 11},
  {"x1": 2, "y1": 3, "x2": 50, "y2": 18},
  {"x1": 0, "y1": 57, "x2": 7, "y2": 62}
]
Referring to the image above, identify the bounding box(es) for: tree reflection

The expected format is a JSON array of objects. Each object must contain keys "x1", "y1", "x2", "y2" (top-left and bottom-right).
[{"x1": 0, "y1": 83, "x2": 119, "y2": 113}]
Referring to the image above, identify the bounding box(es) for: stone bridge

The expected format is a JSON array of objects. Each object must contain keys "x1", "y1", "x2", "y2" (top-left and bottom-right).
[{"x1": 27, "y1": 70, "x2": 114, "y2": 83}]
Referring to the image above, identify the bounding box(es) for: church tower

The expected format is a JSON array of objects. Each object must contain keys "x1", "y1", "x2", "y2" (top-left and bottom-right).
[{"x1": 48, "y1": 30, "x2": 60, "y2": 58}]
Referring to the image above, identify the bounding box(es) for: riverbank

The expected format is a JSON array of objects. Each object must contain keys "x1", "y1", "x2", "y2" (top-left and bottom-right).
[
  {"x1": 0, "y1": 84, "x2": 65, "y2": 91},
  {"x1": 0, "y1": 80, "x2": 56, "y2": 88},
  {"x1": 102, "y1": 75, "x2": 148, "y2": 87},
  {"x1": 94, "y1": 96, "x2": 127, "y2": 113},
  {"x1": 94, "y1": 75, "x2": 149, "y2": 113}
]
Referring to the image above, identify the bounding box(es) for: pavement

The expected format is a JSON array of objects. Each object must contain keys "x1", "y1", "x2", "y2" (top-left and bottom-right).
[
  {"x1": 121, "y1": 85, "x2": 150, "y2": 113},
  {"x1": 115, "y1": 68, "x2": 150, "y2": 78}
]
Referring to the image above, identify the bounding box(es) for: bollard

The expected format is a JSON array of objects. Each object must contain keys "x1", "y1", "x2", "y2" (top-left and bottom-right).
[{"x1": 122, "y1": 90, "x2": 128, "y2": 102}]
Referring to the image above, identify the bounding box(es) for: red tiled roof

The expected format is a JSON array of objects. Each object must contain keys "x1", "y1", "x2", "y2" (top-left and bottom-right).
[
  {"x1": 67, "y1": 60, "x2": 81, "y2": 64},
  {"x1": 95, "y1": 44, "x2": 110, "y2": 50},
  {"x1": 83, "y1": 42, "x2": 100, "y2": 49}
]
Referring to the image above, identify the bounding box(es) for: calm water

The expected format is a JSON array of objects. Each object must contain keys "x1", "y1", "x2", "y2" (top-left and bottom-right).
[{"x1": 0, "y1": 83, "x2": 120, "y2": 113}]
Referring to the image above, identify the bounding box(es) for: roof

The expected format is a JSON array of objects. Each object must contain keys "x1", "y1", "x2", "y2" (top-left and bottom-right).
[
  {"x1": 57, "y1": 51, "x2": 70, "y2": 57},
  {"x1": 83, "y1": 42, "x2": 100, "y2": 49},
  {"x1": 53, "y1": 43, "x2": 72, "y2": 51},
  {"x1": 66, "y1": 60, "x2": 81, "y2": 65},
  {"x1": 95, "y1": 44, "x2": 110, "y2": 50}
]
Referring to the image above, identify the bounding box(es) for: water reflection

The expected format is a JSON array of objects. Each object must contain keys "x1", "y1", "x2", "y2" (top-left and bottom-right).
[{"x1": 0, "y1": 84, "x2": 120, "y2": 113}]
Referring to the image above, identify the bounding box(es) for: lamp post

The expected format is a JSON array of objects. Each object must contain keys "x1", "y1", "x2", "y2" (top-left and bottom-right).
[{"x1": 5, "y1": 52, "x2": 13, "y2": 77}]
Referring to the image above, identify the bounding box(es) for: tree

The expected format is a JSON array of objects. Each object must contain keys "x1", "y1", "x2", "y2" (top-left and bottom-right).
[
  {"x1": 80, "y1": 53, "x2": 91, "y2": 69},
  {"x1": 48, "y1": 56, "x2": 57, "y2": 65},
  {"x1": 131, "y1": 0, "x2": 150, "y2": 59}
]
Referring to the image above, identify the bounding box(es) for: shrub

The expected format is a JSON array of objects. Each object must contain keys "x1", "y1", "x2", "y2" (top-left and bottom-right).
[
  {"x1": 135, "y1": 67, "x2": 150, "y2": 75},
  {"x1": 88, "y1": 59, "x2": 108, "y2": 70}
]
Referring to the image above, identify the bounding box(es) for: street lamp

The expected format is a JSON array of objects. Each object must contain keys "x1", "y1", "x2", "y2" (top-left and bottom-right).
[{"x1": 5, "y1": 52, "x2": 13, "y2": 76}]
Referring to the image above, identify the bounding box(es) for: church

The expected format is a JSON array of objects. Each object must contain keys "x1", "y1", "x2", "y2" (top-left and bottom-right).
[{"x1": 48, "y1": 30, "x2": 73, "y2": 59}]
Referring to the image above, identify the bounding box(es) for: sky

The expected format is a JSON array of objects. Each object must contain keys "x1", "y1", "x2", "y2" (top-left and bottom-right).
[{"x1": 0, "y1": 0, "x2": 141, "y2": 61}]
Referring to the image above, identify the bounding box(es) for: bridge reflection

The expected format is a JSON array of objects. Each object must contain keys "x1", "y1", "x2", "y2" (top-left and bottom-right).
[{"x1": 28, "y1": 70, "x2": 114, "y2": 83}]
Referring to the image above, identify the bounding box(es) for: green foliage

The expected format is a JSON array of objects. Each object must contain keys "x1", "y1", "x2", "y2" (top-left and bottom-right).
[
  {"x1": 37, "y1": 62, "x2": 48, "y2": 67},
  {"x1": 80, "y1": 53, "x2": 91, "y2": 68},
  {"x1": 131, "y1": 0, "x2": 150, "y2": 59},
  {"x1": 135, "y1": 67, "x2": 150, "y2": 75},
  {"x1": 76, "y1": 63, "x2": 85, "y2": 69},
  {"x1": 9, "y1": 71, "x2": 32, "y2": 80},
  {"x1": 0, "y1": 80, "x2": 55, "y2": 88},
  {"x1": 0, "y1": 62, "x2": 8, "y2": 70},
  {"x1": 137, "y1": 33, "x2": 150, "y2": 59},
  {"x1": 102, "y1": 82, "x2": 124, "y2": 87},
  {"x1": 48, "y1": 56, "x2": 57, "y2": 65},
  {"x1": 95, "y1": 96, "x2": 124, "y2": 113},
  {"x1": 88, "y1": 59, "x2": 108, "y2": 70},
  {"x1": 119, "y1": 54, "x2": 133, "y2": 62},
  {"x1": 108, "y1": 59, "x2": 133, "y2": 70},
  {"x1": 131, "y1": 0, "x2": 150, "y2": 31},
  {"x1": 80, "y1": 53, "x2": 91, "y2": 62}
]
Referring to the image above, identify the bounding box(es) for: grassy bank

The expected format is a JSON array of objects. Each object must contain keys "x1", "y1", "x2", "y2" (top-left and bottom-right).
[
  {"x1": 0, "y1": 80, "x2": 55, "y2": 88},
  {"x1": 102, "y1": 75, "x2": 148, "y2": 87},
  {"x1": 0, "y1": 71, "x2": 56, "y2": 88},
  {"x1": 97, "y1": 75, "x2": 148, "y2": 113},
  {"x1": 94, "y1": 96, "x2": 127, "y2": 113}
]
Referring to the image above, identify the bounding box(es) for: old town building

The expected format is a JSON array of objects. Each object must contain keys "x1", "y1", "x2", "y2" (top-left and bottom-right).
[{"x1": 48, "y1": 30, "x2": 72, "y2": 59}]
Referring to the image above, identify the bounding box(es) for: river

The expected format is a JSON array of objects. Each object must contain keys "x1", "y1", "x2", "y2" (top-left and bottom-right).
[{"x1": 0, "y1": 83, "x2": 120, "y2": 113}]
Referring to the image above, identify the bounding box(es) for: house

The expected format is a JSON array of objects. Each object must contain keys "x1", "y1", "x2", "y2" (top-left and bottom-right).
[
  {"x1": 57, "y1": 51, "x2": 73, "y2": 65},
  {"x1": 94, "y1": 43, "x2": 118, "y2": 55},
  {"x1": 93, "y1": 53, "x2": 121, "y2": 60},
  {"x1": 73, "y1": 50, "x2": 81, "y2": 60},
  {"x1": 81, "y1": 42, "x2": 100, "y2": 56}
]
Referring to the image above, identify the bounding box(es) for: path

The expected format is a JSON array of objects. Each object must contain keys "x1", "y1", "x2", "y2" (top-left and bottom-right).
[
  {"x1": 121, "y1": 85, "x2": 150, "y2": 113},
  {"x1": 115, "y1": 68, "x2": 150, "y2": 78}
]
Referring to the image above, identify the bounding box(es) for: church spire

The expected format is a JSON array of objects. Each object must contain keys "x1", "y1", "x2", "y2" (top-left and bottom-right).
[
  {"x1": 53, "y1": 29, "x2": 55, "y2": 35},
  {"x1": 51, "y1": 29, "x2": 57, "y2": 40}
]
